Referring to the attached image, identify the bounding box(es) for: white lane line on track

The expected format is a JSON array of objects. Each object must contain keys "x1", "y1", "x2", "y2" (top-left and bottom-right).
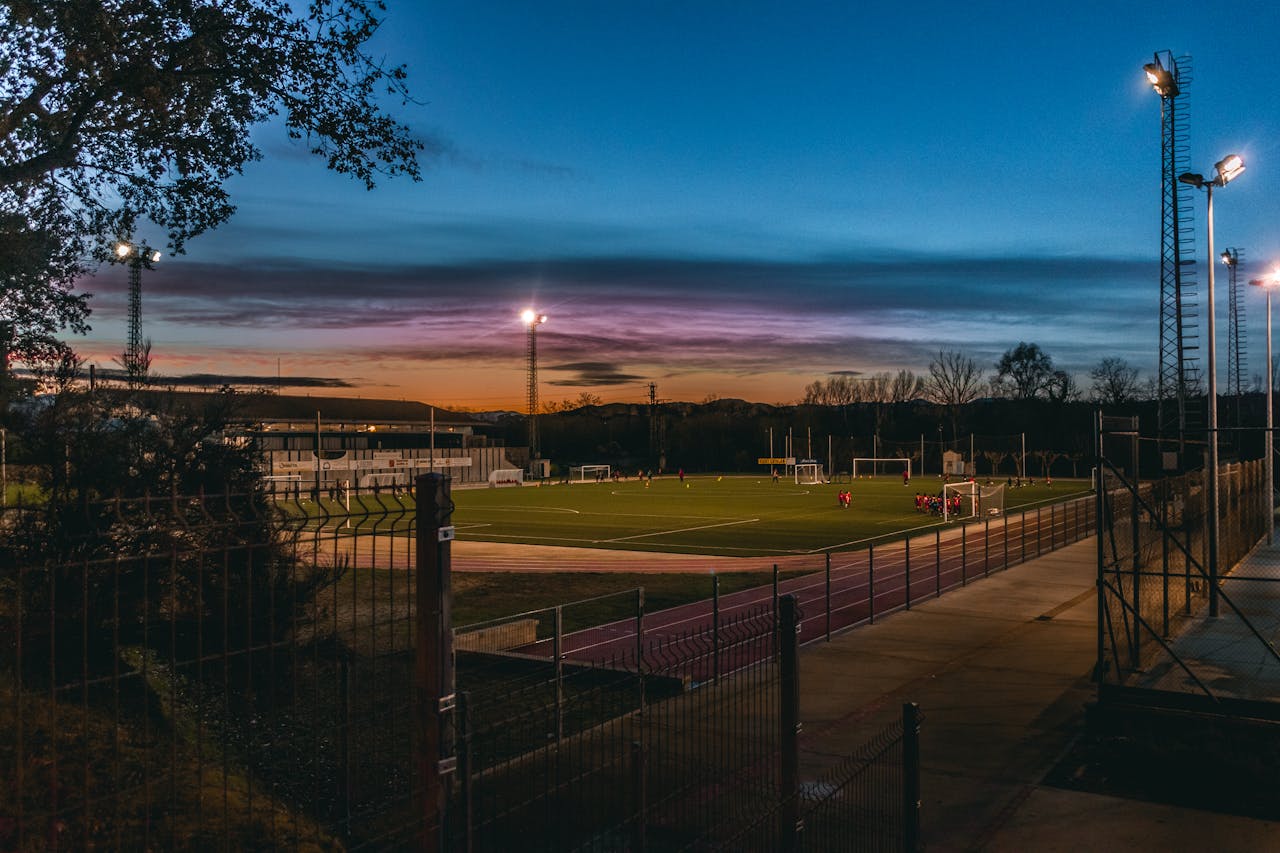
[{"x1": 600, "y1": 517, "x2": 762, "y2": 543}]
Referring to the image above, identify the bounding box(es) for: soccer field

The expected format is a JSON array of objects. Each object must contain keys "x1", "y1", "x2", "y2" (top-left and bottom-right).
[{"x1": 449, "y1": 475, "x2": 1091, "y2": 557}]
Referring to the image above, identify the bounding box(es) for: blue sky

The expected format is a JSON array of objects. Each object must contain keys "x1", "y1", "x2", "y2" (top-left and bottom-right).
[{"x1": 78, "y1": 0, "x2": 1280, "y2": 408}]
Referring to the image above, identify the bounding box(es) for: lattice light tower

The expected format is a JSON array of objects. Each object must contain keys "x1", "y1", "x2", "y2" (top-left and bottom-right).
[
  {"x1": 1222, "y1": 248, "x2": 1247, "y2": 423},
  {"x1": 522, "y1": 309, "x2": 547, "y2": 461},
  {"x1": 1144, "y1": 51, "x2": 1199, "y2": 462},
  {"x1": 113, "y1": 240, "x2": 161, "y2": 386}
]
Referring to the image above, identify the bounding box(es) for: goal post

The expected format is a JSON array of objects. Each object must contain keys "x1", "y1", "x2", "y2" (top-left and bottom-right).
[
  {"x1": 568, "y1": 464, "x2": 611, "y2": 483},
  {"x1": 794, "y1": 462, "x2": 825, "y2": 485},
  {"x1": 852, "y1": 458, "x2": 912, "y2": 479},
  {"x1": 942, "y1": 481, "x2": 1005, "y2": 520}
]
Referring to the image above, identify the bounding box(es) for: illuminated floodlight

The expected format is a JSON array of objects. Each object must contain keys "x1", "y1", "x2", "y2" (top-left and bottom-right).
[
  {"x1": 1215, "y1": 154, "x2": 1245, "y2": 185},
  {"x1": 115, "y1": 242, "x2": 132, "y2": 258},
  {"x1": 1221, "y1": 250, "x2": 1237, "y2": 266},
  {"x1": 149, "y1": 250, "x2": 162, "y2": 263},
  {"x1": 1143, "y1": 60, "x2": 1179, "y2": 97}
]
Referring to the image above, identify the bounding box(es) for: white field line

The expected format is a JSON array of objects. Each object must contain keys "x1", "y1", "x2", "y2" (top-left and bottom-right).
[{"x1": 600, "y1": 517, "x2": 762, "y2": 544}]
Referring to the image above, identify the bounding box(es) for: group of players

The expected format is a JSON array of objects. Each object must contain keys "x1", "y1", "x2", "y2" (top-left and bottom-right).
[{"x1": 913, "y1": 492, "x2": 964, "y2": 516}]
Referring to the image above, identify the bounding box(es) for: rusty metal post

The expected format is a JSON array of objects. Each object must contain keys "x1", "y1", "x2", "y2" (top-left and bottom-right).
[{"x1": 415, "y1": 472, "x2": 455, "y2": 852}]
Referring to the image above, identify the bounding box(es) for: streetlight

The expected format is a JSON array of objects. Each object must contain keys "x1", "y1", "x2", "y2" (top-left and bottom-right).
[
  {"x1": 1250, "y1": 268, "x2": 1280, "y2": 543},
  {"x1": 1179, "y1": 154, "x2": 1246, "y2": 615},
  {"x1": 521, "y1": 309, "x2": 548, "y2": 473},
  {"x1": 113, "y1": 240, "x2": 162, "y2": 386}
]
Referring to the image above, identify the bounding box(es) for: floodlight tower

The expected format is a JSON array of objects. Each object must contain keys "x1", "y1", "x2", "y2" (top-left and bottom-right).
[
  {"x1": 1221, "y1": 248, "x2": 1246, "y2": 424},
  {"x1": 1180, "y1": 153, "x2": 1247, "y2": 616},
  {"x1": 1144, "y1": 51, "x2": 1199, "y2": 465},
  {"x1": 522, "y1": 309, "x2": 547, "y2": 464},
  {"x1": 113, "y1": 240, "x2": 162, "y2": 385}
]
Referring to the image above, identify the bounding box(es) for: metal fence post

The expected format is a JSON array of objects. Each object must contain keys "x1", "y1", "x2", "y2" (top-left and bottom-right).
[
  {"x1": 636, "y1": 588, "x2": 646, "y2": 709},
  {"x1": 960, "y1": 524, "x2": 967, "y2": 586},
  {"x1": 825, "y1": 553, "x2": 832, "y2": 642},
  {"x1": 868, "y1": 545, "x2": 876, "y2": 624},
  {"x1": 773, "y1": 563, "x2": 780, "y2": 658},
  {"x1": 1021, "y1": 509, "x2": 1027, "y2": 563},
  {"x1": 935, "y1": 529, "x2": 941, "y2": 597},
  {"x1": 1037, "y1": 506, "x2": 1043, "y2": 557},
  {"x1": 779, "y1": 595, "x2": 801, "y2": 852},
  {"x1": 984, "y1": 518, "x2": 989, "y2": 577},
  {"x1": 415, "y1": 472, "x2": 455, "y2": 853},
  {"x1": 903, "y1": 702, "x2": 921, "y2": 853},
  {"x1": 712, "y1": 572, "x2": 721, "y2": 682},
  {"x1": 1050, "y1": 503, "x2": 1056, "y2": 550},
  {"x1": 905, "y1": 537, "x2": 912, "y2": 610},
  {"x1": 554, "y1": 605, "x2": 564, "y2": 744}
]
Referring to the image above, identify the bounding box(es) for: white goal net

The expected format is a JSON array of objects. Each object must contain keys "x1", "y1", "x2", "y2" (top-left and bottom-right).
[
  {"x1": 795, "y1": 462, "x2": 825, "y2": 484},
  {"x1": 942, "y1": 481, "x2": 1005, "y2": 520},
  {"x1": 569, "y1": 464, "x2": 611, "y2": 482},
  {"x1": 852, "y1": 458, "x2": 912, "y2": 479}
]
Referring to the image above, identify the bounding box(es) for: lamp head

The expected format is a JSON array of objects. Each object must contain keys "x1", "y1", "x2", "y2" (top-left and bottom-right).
[
  {"x1": 1221, "y1": 250, "x2": 1238, "y2": 266},
  {"x1": 1250, "y1": 269, "x2": 1280, "y2": 289},
  {"x1": 1143, "y1": 61, "x2": 1180, "y2": 97},
  {"x1": 1214, "y1": 154, "x2": 1245, "y2": 186},
  {"x1": 114, "y1": 242, "x2": 133, "y2": 259},
  {"x1": 149, "y1": 250, "x2": 161, "y2": 264},
  {"x1": 1178, "y1": 172, "x2": 1205, "y2": 189},
  {"x1": 521, "y1": 309, "x2": 547, "y2": 326}
]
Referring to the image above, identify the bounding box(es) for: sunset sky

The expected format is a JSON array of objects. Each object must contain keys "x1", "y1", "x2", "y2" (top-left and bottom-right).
[{"x1": 72, "y1": 1, "x2": 1280, "y2": 411}]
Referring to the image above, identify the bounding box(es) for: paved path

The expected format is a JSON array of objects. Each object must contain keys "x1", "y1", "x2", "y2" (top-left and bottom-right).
[{"x1": 795, "y1": 537, "x2": 1280, "y2": 851}]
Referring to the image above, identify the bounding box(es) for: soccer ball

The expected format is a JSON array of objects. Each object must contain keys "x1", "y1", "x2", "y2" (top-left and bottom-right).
[{"x1": 685, "y1": 483, "x2": 690, "y2": 488}]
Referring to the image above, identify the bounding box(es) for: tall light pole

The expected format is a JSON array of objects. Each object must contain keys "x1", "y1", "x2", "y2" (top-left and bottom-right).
[
  {"x1": 113, "y1": 240, "x2": 162, "y2": 386},
  {"x1": 1250, "y1": 269, "x2": 1280, "y2": 544},
  {"x1": 1222, "y1": 248, "x2": 1246, "y2": 428},
  {"x1": 1145, "y1": 51, "x2": 1196, "y2": 467},
  {"x1": 521, "y1": 308, "x2": 547, "y2": 471},
  {"x1": 1180, "y1": 153, "x2": 1246, "y2": 616}
]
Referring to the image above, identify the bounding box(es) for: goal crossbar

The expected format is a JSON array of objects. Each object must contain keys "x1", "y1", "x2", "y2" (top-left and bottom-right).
[
  {"x1": 569, "y1": 464, "x2": 611, "y2": 482},
  {"x1": 942, "y1": 481, "x2": 1005, "y2": 520},
  {"x1": 852, "y1": 458, "x2": 912, "y2": 478},
  {"x1": 794, "y1": 462, "x2": 825, "y2": 485}
]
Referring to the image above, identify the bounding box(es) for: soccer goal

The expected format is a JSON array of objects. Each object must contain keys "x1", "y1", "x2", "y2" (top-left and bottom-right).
[
  {"x1": 569, "y1": 464, "x2": 611, "y2": 483},
  {"x1": 852, "y1": 458, "x2": 912, "y2": 479},
  {"x1": 942, "y1": 481, "x2": 1005, "y2": 520},
  {"x1": 795, "y1": 462, "x2": 825, "y2": 484}
]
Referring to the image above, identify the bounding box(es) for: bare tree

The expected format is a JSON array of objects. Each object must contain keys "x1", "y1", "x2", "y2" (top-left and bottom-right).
[
  {"x1": 925, "y1": 350, "x2": 984, "y2": 407},
  {"x1": 1089, "y1": 357, "x2": 1141, "y2": 405},
  {"x1": 926, "y1": 350, "x2": 984, "y2": 441},
  {"x1": 890, "y1": 369, "x2": 924, "y2": 402}
]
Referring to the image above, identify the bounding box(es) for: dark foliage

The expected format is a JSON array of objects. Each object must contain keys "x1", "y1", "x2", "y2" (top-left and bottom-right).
[{"x1": 0, "y1": 385, "x2": 343, "y2": 678}]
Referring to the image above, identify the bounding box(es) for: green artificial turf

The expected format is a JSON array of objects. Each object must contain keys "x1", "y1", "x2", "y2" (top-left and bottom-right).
[{"x1": 447, "y1": 474, "x2": 1090, "y2": 557}]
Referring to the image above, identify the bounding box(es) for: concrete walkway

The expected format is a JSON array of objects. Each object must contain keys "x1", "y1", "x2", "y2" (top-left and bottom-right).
[{"x1": 795, "y1": 537, "x2": 1280, "y2": 851}]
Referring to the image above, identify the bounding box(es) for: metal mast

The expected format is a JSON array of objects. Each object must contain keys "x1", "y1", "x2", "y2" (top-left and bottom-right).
[
  {"x1": 1147, "y1": 51, "x2": 1199, "y2": 463},
  {"x1": 522, "y1": 310, "x2": 547, "y2": 462},
  {"x1": 1223, "y1": 247, "x2": 1246, "y2": 423},
  {"x1": 114, "y1": 240, "x2": 160, "y2": 386}
]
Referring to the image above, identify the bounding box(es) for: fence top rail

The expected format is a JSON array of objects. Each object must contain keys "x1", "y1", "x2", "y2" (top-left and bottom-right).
[{"x1": 456, "y1": 586, "x2": 643, "y2": 634}]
